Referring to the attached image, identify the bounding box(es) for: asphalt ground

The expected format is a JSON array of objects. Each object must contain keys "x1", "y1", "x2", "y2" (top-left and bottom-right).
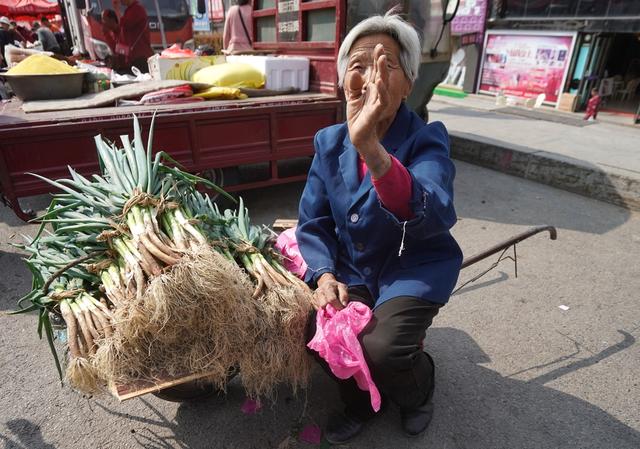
[{"x1": 1, "y1": 161, "x2": 639, "y2": 449}]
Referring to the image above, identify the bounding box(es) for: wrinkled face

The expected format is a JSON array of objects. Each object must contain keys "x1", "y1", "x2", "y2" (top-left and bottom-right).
[{"x1": 344, "y1": 33, "x2": 412, "y2": 116}]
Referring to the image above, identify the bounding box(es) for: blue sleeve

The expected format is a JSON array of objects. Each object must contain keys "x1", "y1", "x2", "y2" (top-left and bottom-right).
[
  {"x1": 295, "y1": 134, "x2": 338, "y2": 285},
  {"x1": 379, "y1": 121, "x2": 457, "y2": 240}
]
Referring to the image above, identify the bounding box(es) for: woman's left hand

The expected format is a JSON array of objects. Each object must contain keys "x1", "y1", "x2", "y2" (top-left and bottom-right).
[{"x1": 345, "y1": 43, "x2": 391, "y2": 150}]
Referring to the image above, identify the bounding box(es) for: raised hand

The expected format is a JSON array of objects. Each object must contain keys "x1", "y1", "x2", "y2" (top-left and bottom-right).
[{"x1": 345, "y1": 43, "x2": 391, "y2": 149}]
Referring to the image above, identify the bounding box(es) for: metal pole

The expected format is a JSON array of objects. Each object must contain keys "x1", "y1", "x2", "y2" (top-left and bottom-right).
[
  {"x1": 152, "y1": 0, "x2": 167, "y2": 49},
  {"x1": 58, "y1": 0, "x2": 74, "y2": 55},
  {"x1": 461, "y1": 225, "x2": 557, "y2": 270}
]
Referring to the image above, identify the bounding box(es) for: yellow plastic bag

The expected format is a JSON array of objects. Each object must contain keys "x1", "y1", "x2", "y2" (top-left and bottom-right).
[
  {"x1": 193, "y1": 86, "x2": 248, "y2": 100},
  {"x1": 7, "y1": 54, "x2": 78, "y2": 75},
  {"x1": 192, "y1": 62, "x2": 264, "y2": 89}
]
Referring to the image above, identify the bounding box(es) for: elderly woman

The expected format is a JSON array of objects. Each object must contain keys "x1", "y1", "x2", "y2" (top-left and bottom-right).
[{"x1": 296, "y1": 12, "x2": 462, "y2": 443}]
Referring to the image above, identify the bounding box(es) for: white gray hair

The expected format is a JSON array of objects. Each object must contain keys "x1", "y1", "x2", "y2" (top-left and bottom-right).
[{"x1": 337, "y1": 11, "x2": 421, "y2": 87}]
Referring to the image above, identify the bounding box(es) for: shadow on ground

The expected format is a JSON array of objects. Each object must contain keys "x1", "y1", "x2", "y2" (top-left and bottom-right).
[
  {"x1": 0, "y1": 250, "x2": 31, "y2": 312},
  {"x1": 0, "y1": 419, "x2": 57, "y2": 449},
  {"x1": 57, "y1": 327, "x2": 640, "y2": 449},
  {"x1": 454, "y1": 161, "x2": 631, "y2": 236}
]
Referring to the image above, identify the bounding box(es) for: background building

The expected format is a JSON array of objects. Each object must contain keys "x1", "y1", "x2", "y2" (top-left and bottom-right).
[{"x1": 482, "y1": 0, "x2": 640, "y2": 114}]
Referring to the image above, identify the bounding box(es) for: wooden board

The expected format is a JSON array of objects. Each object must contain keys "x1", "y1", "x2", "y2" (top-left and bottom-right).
[
  {"x1": 110, "y1": 370, "x2": 218, "y2": 401},
  {"x1": 272, "y1": 218, "x2": 298, "y2": 231}
]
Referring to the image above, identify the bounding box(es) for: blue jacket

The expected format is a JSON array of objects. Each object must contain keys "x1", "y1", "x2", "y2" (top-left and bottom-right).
[{"x1": 296, "y1": 103, "x2": 462, "y2": 307}]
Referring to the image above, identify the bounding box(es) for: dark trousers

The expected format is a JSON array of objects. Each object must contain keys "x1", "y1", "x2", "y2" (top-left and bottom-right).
[{"x1": 307, "y1": 286, "x2": 441, "y2": 420}]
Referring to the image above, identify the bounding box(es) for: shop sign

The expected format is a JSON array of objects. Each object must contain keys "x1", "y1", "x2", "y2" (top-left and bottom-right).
[
  {"x1": 191, "y1": 0, "x2": 210, "y2": 31},
  {"x1": 451, "y1": 0, "x2": 487, "y2": 35},
  {"x1": 277, "y1": 0, "x2": 300, "y2": 42},
  {"x1": 209, "y1": 0, "x2": 224, "y2": 22},
  {"x1": 477, "y1": 31, "x2": 577, "y2": 105}
]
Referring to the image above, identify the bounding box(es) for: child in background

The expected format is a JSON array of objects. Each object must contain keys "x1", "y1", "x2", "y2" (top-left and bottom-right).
[{"x1": 584, "y1": 88, "x2": 601, "y2": 121}]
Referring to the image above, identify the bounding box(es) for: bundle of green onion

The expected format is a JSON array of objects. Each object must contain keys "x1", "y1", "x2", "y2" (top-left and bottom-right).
[{"x1": 14, "y1": 115, "x2": 312, "y2": 397}]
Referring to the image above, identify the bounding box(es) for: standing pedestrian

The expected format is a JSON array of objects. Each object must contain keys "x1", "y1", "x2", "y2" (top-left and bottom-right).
[
  {"x1": 112, "y1": 0, "x2": 154, "y2": 73},
  {"x1": 584, "y1": 88, "x2": 602, "y2": 121},
  {"x1": 222, "y1": 0, "x2": 253, "y2": 54}
]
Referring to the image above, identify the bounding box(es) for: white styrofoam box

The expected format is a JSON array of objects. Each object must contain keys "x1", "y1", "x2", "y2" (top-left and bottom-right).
[{"x1": 226, "y1": 55, "x2": 309, "y2": 91}]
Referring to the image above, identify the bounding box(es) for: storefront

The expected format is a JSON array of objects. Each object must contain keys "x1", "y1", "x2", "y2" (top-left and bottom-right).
[{"x1": 484, "y1": 0, "x2": 640, "y2": 116}]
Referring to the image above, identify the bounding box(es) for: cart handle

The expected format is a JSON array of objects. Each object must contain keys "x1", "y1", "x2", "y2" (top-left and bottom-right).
[{"x1": 461, "y1": 225, "x2": 557, "y2": 270}]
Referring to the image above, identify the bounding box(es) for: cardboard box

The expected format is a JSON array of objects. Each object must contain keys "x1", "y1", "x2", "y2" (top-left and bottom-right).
[
  {"x1": 147, "y1": 54, "x2": 226, "y2": 81},
  {"x1": 557, "y1": 93, "x2": 578, "y2": 112}
]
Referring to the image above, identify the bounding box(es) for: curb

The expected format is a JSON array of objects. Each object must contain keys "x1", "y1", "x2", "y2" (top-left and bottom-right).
[{"x1": 449, "y1": 132, "x2": 640, "y2": 212}]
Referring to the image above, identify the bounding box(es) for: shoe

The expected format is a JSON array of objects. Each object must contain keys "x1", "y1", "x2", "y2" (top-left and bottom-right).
[
  {"x1": 325, "y1": 410, "x2": 366, "y2": 444},
  {"x1": 401, "y1": 351, "x2": 436, "y2": 437},
  {"x1": 401, "y1": 396, "x2": 434, "y2": 437}
]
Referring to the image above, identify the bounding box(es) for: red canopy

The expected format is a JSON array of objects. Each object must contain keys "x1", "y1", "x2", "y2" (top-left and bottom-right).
[{"x1": 0, "y1": 0, "x2": 60, "y2": 17}]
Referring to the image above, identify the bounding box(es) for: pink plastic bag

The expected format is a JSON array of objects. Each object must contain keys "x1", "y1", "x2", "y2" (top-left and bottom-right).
[
  {"x1": 160, "y1": 43, "x2": 196, "y2": 58},
  {"x1": 307, "y1": 302, "x2": 381, "y2": 412},
  {"x1": 275, "y1": 227, "x2": 307, "y2": 279}
]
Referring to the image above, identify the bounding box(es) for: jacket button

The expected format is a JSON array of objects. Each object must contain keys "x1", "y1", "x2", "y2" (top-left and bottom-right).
[
  {"x1": 363, "y1": 267, "x2": 372, "y2": 276},
  {"x1": 350, "y1": 213, "x2": 359, "y2": 223},
  {"x1": 355, "y1": 242, "x2": 365, "y2": 251}
]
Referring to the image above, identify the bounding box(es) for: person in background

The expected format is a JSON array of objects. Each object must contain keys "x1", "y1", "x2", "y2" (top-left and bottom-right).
[
  {"x1": 0, "y1": 17, "x2": 12, "y2": 67},
  {"x1": 101, "y1": 9, "x2": 119, "y2": 54},
  {"x1": 584, "y1": 88, "x2": 602, "y2": 121},
  {"x1": 222, "y1": 0, "x2": 253, "y2": 54},
  {"x1": 1, "y1": 16, "x2": 27, "y2": 66},
  {"x1": 9, "y1": 21, "x2": 29, "y2": 43},
  {"x1": 32, "y1": 21, "x2": 61, "y2": 53},
  {"x1": 111, "y1": 0, "x2": 154, "y2": 73},
  {"x1": 40, "y1": 17, "x2": 60, "y2": 33},
  {"x1": 42, "y1": 16, "x2": 68, "y2": 54}
]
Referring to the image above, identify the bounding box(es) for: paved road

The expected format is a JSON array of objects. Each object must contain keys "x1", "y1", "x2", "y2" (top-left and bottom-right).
[{"x1": 1, "y1": 161, "x2": 639, "y2": 449}]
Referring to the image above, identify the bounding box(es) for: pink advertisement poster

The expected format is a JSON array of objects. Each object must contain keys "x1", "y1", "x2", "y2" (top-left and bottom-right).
[{"x1": 478, "y1": 32, "x2": 576, "y2": 104}]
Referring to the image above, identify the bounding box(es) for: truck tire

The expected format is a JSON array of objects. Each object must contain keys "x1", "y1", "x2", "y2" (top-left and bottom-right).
[
  {"x1": 199, "y1": 168, "x2": 225, "y2": 199},
  {"x1": 152, "y1": 366, "x2": 239, "y2": 403}
]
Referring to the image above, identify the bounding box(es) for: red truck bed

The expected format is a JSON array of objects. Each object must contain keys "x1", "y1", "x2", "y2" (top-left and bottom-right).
[{"x1": 0, "y1": 93, "x2": 341, "y2": 220}]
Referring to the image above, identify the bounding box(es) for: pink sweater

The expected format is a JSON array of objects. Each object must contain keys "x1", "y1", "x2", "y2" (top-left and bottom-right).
[
  {"x1": 223, "y1": 5, "x2": 253, "y2": 53},
  {"x1": 358, "y1": 155, "x2": 413, "y2": 220}
]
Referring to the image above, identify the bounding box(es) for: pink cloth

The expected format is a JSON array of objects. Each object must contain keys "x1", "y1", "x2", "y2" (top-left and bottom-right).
[
  {"x1": 358, "y1": 155, "x2": 414, "y2": 220},
  {"x1": 307, "y1": 302, "x2": 382, "y2": 412},
  {"x1": 275, "y1": 227, "x2": 307, "y2": 279},
  {"x1": 223, "y1": 4, "x2": 253, "y2": 53},
  {"x1": 160, "y1": 43, "x2": 195, "y2": 58}
]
